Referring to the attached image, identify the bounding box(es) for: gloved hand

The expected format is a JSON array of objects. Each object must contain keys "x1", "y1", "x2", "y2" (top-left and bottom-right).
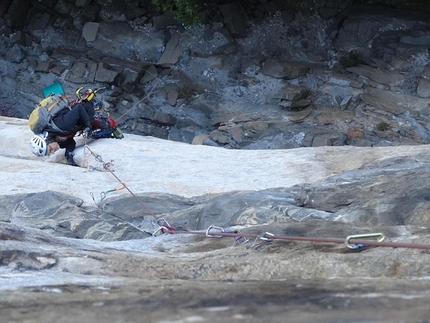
[{"x1": 83, "y1": 127, "x2": 92, "y2": 138}]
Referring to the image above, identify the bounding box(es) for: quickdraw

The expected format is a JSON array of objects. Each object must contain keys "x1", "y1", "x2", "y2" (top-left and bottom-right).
[
  {"x1": 205, "y1": 225, "x2": 249, "y2": 244},
  {"x1": 90, "y1": 182, "x2": 127, "y2": 204},
  {"x1": 150, "y1": 225, "x2": 430, "y2": 251},
  {"x1": 84, "y1": 144, "x2": 158, "y2": 220}
]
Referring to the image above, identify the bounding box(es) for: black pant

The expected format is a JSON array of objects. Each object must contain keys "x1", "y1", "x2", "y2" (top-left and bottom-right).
[
  {"x1": 58, "y1": 138, "x2": 76, "y2": 158},
  {"x1": 54, "y1": 103, "x2": 92, "y2": 132}
]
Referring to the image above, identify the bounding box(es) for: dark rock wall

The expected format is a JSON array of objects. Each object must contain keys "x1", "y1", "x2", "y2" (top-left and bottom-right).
[{"x1": 1, "y1": 0, "x2": 430, "y2": 149}]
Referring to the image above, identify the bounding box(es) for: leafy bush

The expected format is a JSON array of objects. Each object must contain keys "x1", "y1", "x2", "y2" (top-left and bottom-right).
[
  {"x1": 178, "y1": 85, "x2": 196, "y2": 101},
  {"x1": 151, "y1": 0, "x2": 204, "y2": 26},
  {"x1": 377, "y1": 122, "x2": 390, "y2": 131}
]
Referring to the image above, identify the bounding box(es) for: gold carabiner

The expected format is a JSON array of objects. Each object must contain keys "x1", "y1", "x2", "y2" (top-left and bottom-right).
[
  {"x1": 75, "y1": 87, "x2": 84, "y2": 100},
  {"x1": 115, "y1": 182, "x2": 126, "y2": 191},
  {"x1": 345, "y1": 232, "x2": 387, "y2": 249}
]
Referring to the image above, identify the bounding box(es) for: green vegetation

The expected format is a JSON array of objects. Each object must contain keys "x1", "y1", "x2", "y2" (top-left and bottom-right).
[
  {"x1": 178, "y1": 85, "x2": 196, "y2": 101},
  {"x1": 377, "y1": 122, "x2": 390, "y2": 131},
  {"x1": 151, "y1": 0, "x2": 204, "y2": 26}
]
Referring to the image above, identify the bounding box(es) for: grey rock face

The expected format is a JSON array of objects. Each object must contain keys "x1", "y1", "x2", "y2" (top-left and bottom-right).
[
  {"x1": 9, "y1": 191, "x2": 151, "y2": 241},
  {"x1": 3, "y1": 2, "x2": 430, "y2": 322},
  {"x1": 82, "y1": 22, "x2": 100, "y2": 42},
  {"x1": 3, "y1": 3, "x2": 430, "y2": 149}
]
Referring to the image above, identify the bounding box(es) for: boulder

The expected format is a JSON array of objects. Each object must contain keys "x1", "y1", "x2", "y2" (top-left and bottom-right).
[
  {"x1": 82, "y1": 22, "x2": 100, "y2": 42},
  {"x1": 261, "y1": 58, "x2": 309, "y2": 79},
  {"x1": 6, "y1": 43, "x2": 25, "y2": 63},
  {"x1": 66, "y1": 60, "x2": 98, "y2": 83},
  {"x1": 139, "y1": 64, "x2": 158, "y2": 84},
  {"x1": 27, "y1": 12, "x2": 52, "y2": 31},
  {"x1": 219, "y1": 2, "x2": 248, "y2": 38},
  {"x1": 152, "y1": 11, "x2": 180, "y2": 31},
  {"x1": 156, "y1": 32, "x2": 182, "y2": 66},
  {"x1": 95, "y1": 62, "x2": 120, "y2": 83},
  {"x1": 359, "y1": 87, "x2": 430, "y2": 116},
  {"x1": 346, "y1": 65, "x2": 404, "y2": 88},
  {"x1": 417, "y1": 78, "x2": 430, "y2": 98}
]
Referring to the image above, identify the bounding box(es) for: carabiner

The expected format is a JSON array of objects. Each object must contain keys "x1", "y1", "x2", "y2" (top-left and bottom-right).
[
  {"x1": 157, "y1": 218, "x2": 171, "y2": 228},
  {"x1": 250, "y1": 232, "x2": 274, "y2": 249},
  {"x1": 115, "y1": 182, "x2": 126, "y2": 191},
  {"x1": 152, "y1": 226, "x2": 169, "y2": 237},
  {"x1": 75, "y1": 87, "x2": 84, "y2": 100},
  {"x1": 345, "y1": 232, "x2": 387, "y2": 249},
  {"x1": 235, "y1": 235, "x2": 250, "y2": 245},
  {"x1": 206, "y1": 225, "x2": 224, "y2": 238},
  {"x1": 258, "y1": 232, "x2": 275, "y2": 241}
]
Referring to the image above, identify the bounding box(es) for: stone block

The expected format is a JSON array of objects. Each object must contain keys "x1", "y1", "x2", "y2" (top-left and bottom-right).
[
  {"x1": 153, "y1": 11, "x2": 179, "y2": 31},
  {"x1": 140, "y1": 65, "x2": 158, "y2": 84},
  {"x1": 167, "y1": 89, "x2": 179, "y2": 106},
  {"x1": 82, "y1": 22, "x2": 100, "y2": 42},
  {"x1": 35, "y1": 61, "x2": 50, "y2": 73},
  {"x1": 49, "y1": 62, "x2": 67, "y2": 76},
  {"x1": 6, "y1": 44, "x2": 25, "y2": 63},
  {"x1": 417, "y1": 78, "x2": 430, "y2": 98},
  {"x1": 9, "y1": 31, "x2": 25, "y2": 45},
  {"x1": 65, "y1": 61, "x2": 97, "y2": 84},
  {"x1": 118, "y1": 68, "x2": 140, "y2": 88},
  {"x1": 152, "y1": 111, "x2": 177, "y2": 126},
  {"x1": 209, "y1": 129, "x2": 230, "y2": 144},
  {"x1": 27, "y1": 12, "x2": 51, "y2": 31},
  {"x1": 261, "y1": 58, "x2": 308, "y2": 79},
  {"x1": 157, "y1": 33, "x2": 182, "y2": 66},
  {"x1": 219, "y1": 2, "x2": 247, "y2": 38},
  {"x1": 95, "y1": 63, "x2": 119, "y2": 83},
  {"x1": 191, "y1": 135, "x2": 207, "y2": 145},
  {"x1": 275, "y1": 84, "x2": 310, "y2": 101}
]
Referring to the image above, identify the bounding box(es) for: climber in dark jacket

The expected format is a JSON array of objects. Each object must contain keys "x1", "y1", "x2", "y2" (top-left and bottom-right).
[
  {"x1": 53, "y1": 99, "x2": 95, "y2": 134},
  {"x1": 29, "y1": 89, "x2": 96, "y2": 166}
]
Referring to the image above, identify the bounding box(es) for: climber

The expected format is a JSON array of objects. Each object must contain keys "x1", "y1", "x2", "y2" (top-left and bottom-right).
[{"x1": 29, "y1": 89, "x2": 96, "y2": 166}]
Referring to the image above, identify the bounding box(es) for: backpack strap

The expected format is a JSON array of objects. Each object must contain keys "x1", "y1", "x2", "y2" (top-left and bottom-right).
[
  {"x1": 47, "y1": 95, "x2": 71, "y2": 112},
  {"x1": 47, "y1": 119, "x2": 69, "y2": 135}
]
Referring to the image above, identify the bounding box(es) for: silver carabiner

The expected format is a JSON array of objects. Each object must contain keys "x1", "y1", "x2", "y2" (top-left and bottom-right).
[
  {"x1": 235, "y1": 235, "x2": 250, "y2": 245},
  {"x1": 206, "y1": 225, "x2": 224, "y2": 238},
  {"x1": 259, "y1": 232, "x2": 274, "y2": 241},
  {"x1": 157, "y1": 218, "x2": 171, "y2": 228},
  {"x1": 250, "y1": 232, "x2": 274, "y2": 248},
  {"x1": 152, "y1": 226, "x2": 169, "y2": 237}
]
